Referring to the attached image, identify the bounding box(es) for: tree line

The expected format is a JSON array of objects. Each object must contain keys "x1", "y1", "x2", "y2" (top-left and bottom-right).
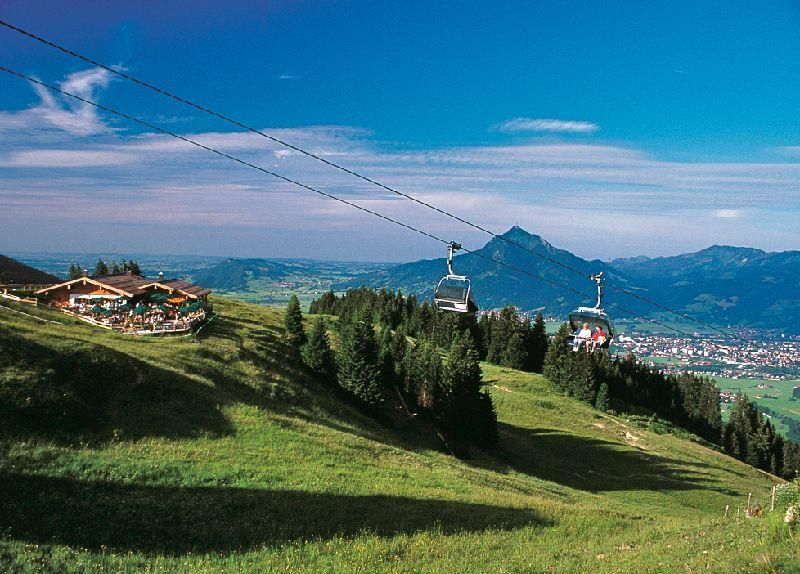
[
  {"x1": 309, "y1": 287, "x2": 800, "y2": 478},
  {"x1": 288, "y1": 294, "x2": 497, "y2": 450},
  {"x1": 68, "y1": 259, "x2": 141, "y2": 279},
  {"x1": 723, "y1": 394, "x2": 800, "y2": 479},
  {"x1": 543, "y1": 323, "x2": 800, "y2": 478},
  {"x1": 310, "y1": 288, "x2": 549, "y2": 373}
]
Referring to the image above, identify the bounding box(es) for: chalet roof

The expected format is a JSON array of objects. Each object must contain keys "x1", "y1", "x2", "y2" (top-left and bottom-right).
[
  {"x1": 36, "y1": 272, "x2": 211, "y2": 298},
  {"x1": 92, "y1": 273, "x2": 150, "y2": 293},
  {"x1": 139, "y1": 278, "x2": 212, "y2": 298}
]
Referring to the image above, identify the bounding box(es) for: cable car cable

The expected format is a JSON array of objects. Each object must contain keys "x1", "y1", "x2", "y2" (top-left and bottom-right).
[
  {"x1": 0, "y1": 19, "x2": 763, "y2": 344},
  {"x1": 5, "y1": 64, "x2": 799, "y2": 385},
  {"x1": 0, "y1": 64, "x2": 694, "y2": 339}
]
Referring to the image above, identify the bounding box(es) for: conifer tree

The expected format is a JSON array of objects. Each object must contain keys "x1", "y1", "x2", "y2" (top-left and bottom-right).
[
  {"x1": 124, "y1": 260, "x2": 141, "y2": 275},
  {"x1": 543, "y1": 323, "x2": 572, "y2": 388},
  {"x1": 336, "y1": 310, "x2": 383, "y2": 407},
  {"x1": 404, "y1": 339, "x2": 443, "y2": 412},
  {"x1": 440, "y1": 332, "x2": 497, "y2": 445},
  {"x1": 528, "y1": 313, "x2": 549, "y2": 373},
  {"x1": 67, "y1": 263, "x2": 82, "y2": 280},
  {"x1": 378, "y1": 325, "x2": 395, "y2": 384},
  {"x1": 301, "y1": 316, "x2": 335, "y2": 382},
  {"x1": 503, "y1": 331, "x2": 528, "y2": 370},
  {"x1": 391, "y1": 329, "x2": 408, "y2": 382},
  {"x1": 94, "y1": 258, "x2": 109, "y2": 276},
  {"x1": 283, "y1": 295, "x2": 307, "y2": 352},
  {"x1": 595, "y1": 382, "x2": 610, "y2": 412}
]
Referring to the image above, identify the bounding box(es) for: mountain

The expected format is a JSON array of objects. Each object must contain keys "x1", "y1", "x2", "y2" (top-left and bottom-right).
[
  {"x1": 191, "y1": 258, "x2": 295, "y2": 291},
  {"x1": 611, "y1": 246, "x2": 800, "y2": 330},
  {"x1": 343, "y1": 227, "x2": 800, "y2": 331},
  {"x1": 0, "y1": 297, "x2": 788, "y2": 572},
  {"x1": 341, "y1": 226, "x2": 638, "y2": 317},
  {"x1": 0, "y1": 254, "x2": 59, "y2": 285}
]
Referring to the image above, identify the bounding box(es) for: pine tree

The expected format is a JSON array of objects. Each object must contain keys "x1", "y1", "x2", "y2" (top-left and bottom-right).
[
  {"x1": 124, "y1": 260, "x2": 141, "y2": 275},
  {"x1": 301, "y1": 317, "x2": 336, "y2": 382},
  {"x1": 440, "y1": 332, "x2": 497, "y2": 445},
  {"x1": 404, "y1": 339, "x2": 443, "y2": 412},
  {"x1": 94, "y1": 258, "x2": 109, "y2": 276},
  {"x1": 503, "y1": 332, "x2": 528, "y2": 370},
  {"x1": 110, "y1": 261, "x2": 122, "y2": 274},
  {"x1": 595, "y1": 382, "x2": 610, "y2": 411},
  {"x1": 67, "y1": 263, "x2": 83, "y2": 280},
  {"x1": 391, "y1": 329, "x2": 408, "y2": 382},
  {"x1": 336, "y1": 311, "x2": 383, "y2": 407},
  {"x1": 283, "y1": 295, "x2": 307, "y2": 352},
  {"x1": 378, "y1": 325, "x2": 395, "y2": 384},
  {"x1": 527, "y1": 312, "x2": 549, "y2": 373},
  {"x1": 543, "y1": 323, "x2": 572, "y2": 389}
]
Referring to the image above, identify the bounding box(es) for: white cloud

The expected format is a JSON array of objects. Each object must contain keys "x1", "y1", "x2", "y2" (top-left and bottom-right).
[
  {"x1": 0, "y1": 67, "x2": 114, "y2": 136},
  {"x1": 494, "y1": 117, "x2": 600, "y2": 134},
  {"x1": 2, "y1": 68, "x2": 800, "y2": 258},
  {"x1": 0, "y1": 149, "x2": 133, "y2": 168}
]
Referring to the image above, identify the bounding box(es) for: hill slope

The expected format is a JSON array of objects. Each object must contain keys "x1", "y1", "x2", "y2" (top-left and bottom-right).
[
  {"x1": 0, "y1": 254, "x2": 58, "y2": 285},
  {"x1": 0, "y1": 298, "x2": 794, "y2": 573}
]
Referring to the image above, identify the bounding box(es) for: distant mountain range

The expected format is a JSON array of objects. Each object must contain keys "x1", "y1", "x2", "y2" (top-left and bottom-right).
[
  {"x1": 340, "y1": 227, "x2": 800, "y2": 332},
  {"x1": 7, "y1": 228, "x2": 798, "y2": 332}
]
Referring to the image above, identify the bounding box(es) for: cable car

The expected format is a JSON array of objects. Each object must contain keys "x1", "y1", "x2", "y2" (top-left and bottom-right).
[
  {"x1": 434, "y1": 241, "x2": 478, "y2": 314},
  {"x1": 566, "y1": 272, "x2": 616, "y2": 351}
]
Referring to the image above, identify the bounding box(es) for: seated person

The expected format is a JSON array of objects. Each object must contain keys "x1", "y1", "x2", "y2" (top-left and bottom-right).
[
  {"x1": 573, "y1": 322, "x2": 593, "y2": 351},
  {"x1": 590, "y1": 326, "x2": 607, "y2": 351}
]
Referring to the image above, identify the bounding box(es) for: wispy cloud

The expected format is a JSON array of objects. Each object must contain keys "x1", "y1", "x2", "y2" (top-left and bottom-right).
[
  {"x1": 0, "y1": 149, "x2": 133, "y2": 168},
  {"x1": 494, "y1": 117, "x2": 600, "y2": 134},
  {"x1": 2, "y1": 68, "x2": 800, "y2": 259},
  {"x1": 277, "y1": 74, "x2": 297, "y2": 80},
  {"x1": 0, "y1": 67, "x2": 114, "y2": 136},
  {"x1": 713, "y1": 209, "x2": 742, "y2": 219}
]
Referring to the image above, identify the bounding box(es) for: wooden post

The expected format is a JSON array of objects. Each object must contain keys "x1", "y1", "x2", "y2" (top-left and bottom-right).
[
  {"x1": 771, "y1": 486, "x2": 776, "y2": 512},
  {"x1": 724, "y1": 504, "x2": 729, "y2": 518},
  {"x1": 747, "y1": 492, "x2": 752, "y2": 512}
]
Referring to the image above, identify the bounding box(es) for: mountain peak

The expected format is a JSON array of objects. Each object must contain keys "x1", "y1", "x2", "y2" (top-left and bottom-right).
[{"x1": 499, "y1": 226, "x2": 551, "y2": 248}]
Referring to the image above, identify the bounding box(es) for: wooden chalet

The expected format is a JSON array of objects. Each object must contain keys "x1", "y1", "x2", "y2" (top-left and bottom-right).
[{"x1": 35, "y1": 271, "x2": 212, "y2": 335}]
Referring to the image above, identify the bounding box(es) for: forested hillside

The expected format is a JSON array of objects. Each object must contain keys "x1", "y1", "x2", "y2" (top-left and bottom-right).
[{"x1": 0, "y1": 297, "x2": 795, "y2": 572}]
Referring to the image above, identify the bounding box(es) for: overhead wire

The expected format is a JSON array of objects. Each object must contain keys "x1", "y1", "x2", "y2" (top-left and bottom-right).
[
  {"x1": 0, "y1": 18, "x2": 756, "y2": 342},
  {"x1": 0, "y1": 64, "x2": 695, "y2": 338}
]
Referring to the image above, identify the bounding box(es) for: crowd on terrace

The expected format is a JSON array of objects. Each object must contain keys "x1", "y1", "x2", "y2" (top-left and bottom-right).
[{"x1": 35, "y1": 271, "x2": 212, "y2": 335}]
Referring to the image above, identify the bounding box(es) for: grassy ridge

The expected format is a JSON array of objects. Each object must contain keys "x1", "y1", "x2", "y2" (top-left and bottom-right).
[{"x1": 0, "y1": 298, "x2": 796, "y2": 573}]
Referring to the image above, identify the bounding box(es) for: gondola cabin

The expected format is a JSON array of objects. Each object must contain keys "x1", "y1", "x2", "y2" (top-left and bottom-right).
[
  {"x1": 434, "y1": 275, "x2": 478, "y2": 313},
  {"x1": 433, "y1": 241, "x2": 479, "y2": 314},
  {"x1": 566, "y1": 307, "x2": 616, "y2": 350}
]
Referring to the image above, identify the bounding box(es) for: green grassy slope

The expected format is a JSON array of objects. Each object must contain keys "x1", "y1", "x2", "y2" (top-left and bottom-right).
[{"x1": 0, "y1": 298, "x2": 795, "y2": 573}]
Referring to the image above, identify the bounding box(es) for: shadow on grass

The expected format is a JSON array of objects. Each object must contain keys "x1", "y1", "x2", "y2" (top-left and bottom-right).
[
  {"x1": 485, "y1": 423, "x2": 737, "y2": 494},
  {"x1": 0, "y1": 472, "x2": 551, "y2": 553},
  {"x1": 0, "y1": 327, "x2": 232, "y2": 443}
]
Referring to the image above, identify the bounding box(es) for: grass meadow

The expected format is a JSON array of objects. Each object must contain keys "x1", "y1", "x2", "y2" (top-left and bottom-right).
[{"x1": 0, "y1": 298, "x2": 796, "y2": 573}]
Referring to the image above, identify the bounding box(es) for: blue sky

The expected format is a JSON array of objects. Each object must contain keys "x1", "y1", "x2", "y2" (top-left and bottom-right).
[{"x1": 2, "y1": 0, "x2": 800, "y2": 261}]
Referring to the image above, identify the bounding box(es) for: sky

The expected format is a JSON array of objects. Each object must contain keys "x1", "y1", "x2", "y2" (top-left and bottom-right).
[{"x1": 2, "y1": 0, "x2": 800, "y2": 262}]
